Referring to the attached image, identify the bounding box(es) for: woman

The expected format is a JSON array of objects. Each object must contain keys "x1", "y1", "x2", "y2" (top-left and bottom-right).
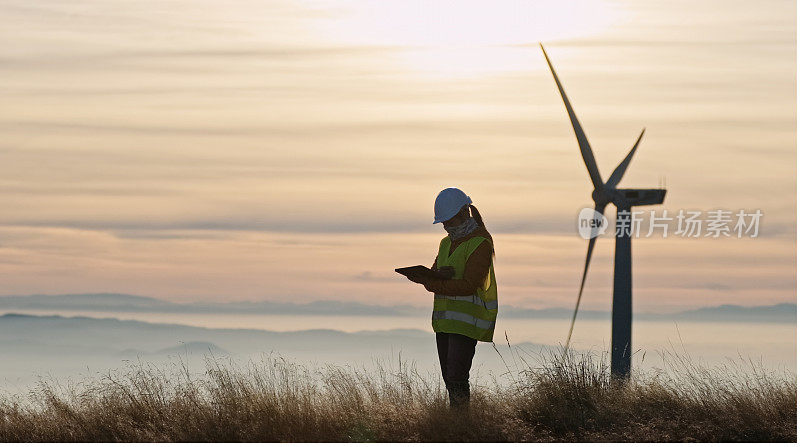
[{"x1": 406, "y1": 187, "x2": 498, "y2": 409}]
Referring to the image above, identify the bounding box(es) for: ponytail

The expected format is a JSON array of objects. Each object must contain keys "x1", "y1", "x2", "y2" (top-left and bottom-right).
[
  {"x1": 469, "y1": 204, "x2": 485, "y2": 228},
  {"x1": 469, "y1": 204, "x2": 494, "y2": 255}
]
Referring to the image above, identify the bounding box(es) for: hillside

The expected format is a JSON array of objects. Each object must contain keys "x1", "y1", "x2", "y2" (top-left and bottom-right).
[{"x1": 0, "y1": 351, "x2": 794, "y2": 442}]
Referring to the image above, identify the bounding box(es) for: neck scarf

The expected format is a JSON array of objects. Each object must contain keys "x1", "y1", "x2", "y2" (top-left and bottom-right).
[{"x1": 445, "y1": 217, "x2": 478, "y2": 241}]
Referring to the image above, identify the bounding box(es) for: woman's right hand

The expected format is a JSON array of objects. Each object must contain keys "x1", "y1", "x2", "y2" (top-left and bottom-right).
[{"x1": 436, "y1": 266, "x2": 455, "y2": 279}]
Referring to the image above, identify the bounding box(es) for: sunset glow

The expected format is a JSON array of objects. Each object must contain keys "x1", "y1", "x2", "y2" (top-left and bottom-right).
[
  {"x1": 318, "y1": 0, "x2": 622, "y2": 76},
  {"x1": 0, "y1": 0, "x2": 795, "y2": 316}
]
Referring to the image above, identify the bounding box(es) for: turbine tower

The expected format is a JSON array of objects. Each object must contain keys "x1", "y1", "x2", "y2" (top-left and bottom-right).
[{"x1": 540, "y1": 44, "x2": 666, "y2": 378}]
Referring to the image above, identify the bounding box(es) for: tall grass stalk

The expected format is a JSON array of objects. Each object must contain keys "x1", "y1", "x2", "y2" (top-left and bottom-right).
[{"x1": 0, "y1": 350, "x2": 794, "y2": 442}]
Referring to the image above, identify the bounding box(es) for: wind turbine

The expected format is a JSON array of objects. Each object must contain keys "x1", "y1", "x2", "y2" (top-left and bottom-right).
[{"x1": 540, "y1": 44, "x2": 666, "y2": 378}]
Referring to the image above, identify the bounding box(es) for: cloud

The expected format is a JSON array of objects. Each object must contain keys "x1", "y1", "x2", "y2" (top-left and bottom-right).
[
  {"x1": 517, "y1": 37, "x2": 795, "y2": 48},
  {"x1": 0, "y1": 45, "x2": 408, "y2": 72},
  {"x1": 1, "y1": 210, "x2": 794, "y2": 240},
  {"x1": 351, "y1": 271, "x2": 399, "y2": 283},
  {"x1": 0, "y1": 118, "x2": 570, "y2": 138},
  {"x1": 0, "y1": 213, "x2": 591, "y2": 237}
]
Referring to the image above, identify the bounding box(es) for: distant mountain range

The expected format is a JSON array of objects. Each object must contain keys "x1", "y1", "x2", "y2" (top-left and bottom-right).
[
  {"x1": 502, "y1": 302, "x2": 797, "y2": 323},
  {"x1": 0, "y1": 293, "x2": 794, "y2": 323},
  {"x1": 0, "y1": 312, "x2": 434, "y2": 356},
  {"x1": 0, "y1": 312, "x2": 515, "y2": 387}
]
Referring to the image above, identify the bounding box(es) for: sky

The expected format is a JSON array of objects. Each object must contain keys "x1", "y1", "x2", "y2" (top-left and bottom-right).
[{"x1": 0, "y1": 0, "x2": 796, "y2": 313}]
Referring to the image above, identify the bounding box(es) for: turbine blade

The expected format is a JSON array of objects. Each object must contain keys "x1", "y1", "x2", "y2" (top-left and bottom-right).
[
  {"x1": 606, "y1": 128, "x2": 646, "y2": 188},
  {"x1": 540, "y1": 43, "x2": 604, "y2": 190},
  {"x1": 564, "y1": 203, "x2": 606, "y2": 352}
]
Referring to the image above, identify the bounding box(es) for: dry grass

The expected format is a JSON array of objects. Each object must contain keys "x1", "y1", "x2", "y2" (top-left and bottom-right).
[{"x1": 0, "y1": 349, "x2": 795, "y2": 442}]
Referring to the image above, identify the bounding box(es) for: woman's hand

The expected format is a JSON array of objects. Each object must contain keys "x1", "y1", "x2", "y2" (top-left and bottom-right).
[{"x1": 436, "y1": 266, "x2": 455, "y2": 279}]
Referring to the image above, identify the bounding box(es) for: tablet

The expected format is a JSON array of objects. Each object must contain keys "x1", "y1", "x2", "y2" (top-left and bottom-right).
[{"x1": 395, "y1": 265, "x2": 452, "y2": 279}]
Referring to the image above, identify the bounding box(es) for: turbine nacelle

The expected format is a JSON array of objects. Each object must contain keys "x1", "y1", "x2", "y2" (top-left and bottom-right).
[
  {"x1": 592, "y1": 185, "x2": 666, "y2": 212},
  {"x1": 611, "y1": 188, "x2": 667, "y2": 208}
]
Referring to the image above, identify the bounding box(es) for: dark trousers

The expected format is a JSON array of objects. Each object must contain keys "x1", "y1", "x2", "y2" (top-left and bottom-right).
[{"x1": 436, "y1": 332, "x2": 477, "y2": 408}]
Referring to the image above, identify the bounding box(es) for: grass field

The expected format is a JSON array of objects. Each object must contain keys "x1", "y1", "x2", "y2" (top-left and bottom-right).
[{"x1": 0, "y1": 349, "x2": 795, "y2": 442}]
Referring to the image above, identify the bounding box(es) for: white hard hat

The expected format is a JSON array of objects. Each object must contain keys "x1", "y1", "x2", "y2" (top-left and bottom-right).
[{"x1": 433, "y1": 188, "x2": 472, "y2": 224}]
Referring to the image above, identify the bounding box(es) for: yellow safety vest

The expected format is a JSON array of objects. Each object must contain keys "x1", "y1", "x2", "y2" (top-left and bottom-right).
[{"x1": 432, "y1": 235, "x2": 498, "y2": 342}]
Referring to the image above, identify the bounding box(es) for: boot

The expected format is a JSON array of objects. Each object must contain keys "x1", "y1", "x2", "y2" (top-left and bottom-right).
[{"x1": 447, "y1": 380, "x2": 470, "y2": 410}]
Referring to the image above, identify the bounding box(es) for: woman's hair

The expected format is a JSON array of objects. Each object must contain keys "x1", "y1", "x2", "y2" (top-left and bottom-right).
[
  {"x1": 469, "y1": 204, "x2": 494, "y2": 255},
  {"x1": 469, "y1": 204, "x2": 485, "y2": 228}
]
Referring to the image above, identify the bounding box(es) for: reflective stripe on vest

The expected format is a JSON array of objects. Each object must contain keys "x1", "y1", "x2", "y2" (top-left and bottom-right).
[
  {"x1": 434, "y1": 293, "x2": 498, "y2": 310},
  {"x1": 432, "y1": 310, "x2": 496, "y2": 330}
]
